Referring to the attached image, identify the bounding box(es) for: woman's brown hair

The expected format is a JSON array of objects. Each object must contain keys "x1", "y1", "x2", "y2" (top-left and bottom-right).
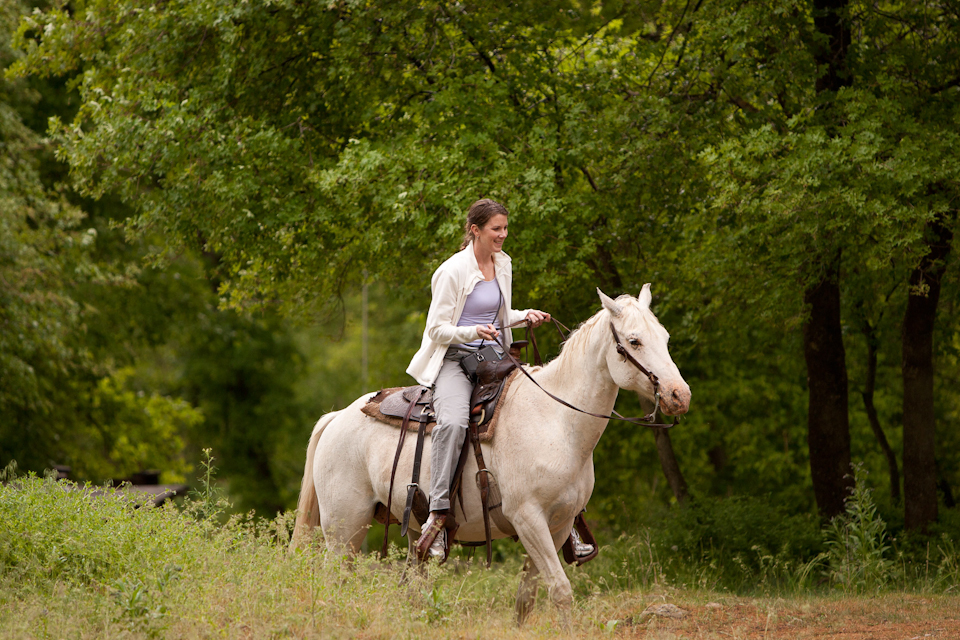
[{"x1": 459, "y1": 199, "x2": 509, "y2": 249}]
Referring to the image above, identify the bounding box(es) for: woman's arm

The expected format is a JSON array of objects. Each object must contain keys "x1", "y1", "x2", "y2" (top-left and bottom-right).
[
  {"x1": 523, "y1": 309, "x2": 551, "y2": 328},
  {"x1": 506, "y1": 307, "x2": 551, "y2": 327}
]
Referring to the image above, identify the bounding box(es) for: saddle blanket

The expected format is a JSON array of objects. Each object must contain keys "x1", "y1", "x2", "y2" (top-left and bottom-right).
[{"x1": 359, "y1": 369, "x2": 520, "y2": 442}]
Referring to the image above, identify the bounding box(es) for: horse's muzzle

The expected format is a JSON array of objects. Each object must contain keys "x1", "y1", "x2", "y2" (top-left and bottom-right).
[{"x1": 661, "y1": 384, "x2": 691, "y2": 416}]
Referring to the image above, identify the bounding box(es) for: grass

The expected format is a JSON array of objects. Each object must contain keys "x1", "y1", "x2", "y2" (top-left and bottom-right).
[{"x1": 1, "y1": 463, "x2": 959, "y2": 639}]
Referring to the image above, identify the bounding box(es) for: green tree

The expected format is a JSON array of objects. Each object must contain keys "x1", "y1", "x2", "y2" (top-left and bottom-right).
[
  {"x1": 689, "y1": 0, "x2": 960, "y2": 527},
  {"x1": 1, "y1": 0, "x2": 203, "y2": 482},
  {"x1": 13, "y1": 0, "x2": 960, "y2": 532}
]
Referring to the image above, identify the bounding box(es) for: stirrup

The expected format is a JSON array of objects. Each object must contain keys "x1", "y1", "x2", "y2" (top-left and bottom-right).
[{"x1": 570, "y1": 526, "x2": 594, "y2": 558}]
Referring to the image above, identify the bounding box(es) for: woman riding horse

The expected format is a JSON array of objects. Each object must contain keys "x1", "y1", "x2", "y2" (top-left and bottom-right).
[{"x1": 407, "y1": 198, "x2": 593, "y2": 563}]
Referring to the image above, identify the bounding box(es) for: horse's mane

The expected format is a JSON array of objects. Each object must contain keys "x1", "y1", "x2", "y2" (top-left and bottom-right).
[{"x1": 547, "y1": 295, "x2": 666, "y2": 376}]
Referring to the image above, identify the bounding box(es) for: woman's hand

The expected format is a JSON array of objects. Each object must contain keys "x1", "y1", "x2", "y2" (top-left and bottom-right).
[
  {"x1": 525, "y1": 310, "x2": 551, "y2": 328},
  {"x1": 476, "y1": 324, "x2": 500, "y2": 341}
]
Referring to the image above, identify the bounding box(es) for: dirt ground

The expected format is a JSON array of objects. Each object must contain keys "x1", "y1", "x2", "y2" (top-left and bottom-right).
[{"x1": 619, "y1": 594, "x2": 960, "y2": 639}]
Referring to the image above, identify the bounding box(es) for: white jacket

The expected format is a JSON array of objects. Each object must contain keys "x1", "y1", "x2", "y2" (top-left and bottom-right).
[{"x1": 406, "y1": 243, "x2": 530, "y2": 386}]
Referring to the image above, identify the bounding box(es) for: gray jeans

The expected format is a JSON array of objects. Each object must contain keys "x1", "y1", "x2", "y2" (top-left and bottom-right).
[{"x1": 429, "y1": 348, "x2": 473, "y2": 511}]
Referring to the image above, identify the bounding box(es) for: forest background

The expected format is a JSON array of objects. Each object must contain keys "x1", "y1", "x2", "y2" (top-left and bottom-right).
[{"x1": 4, "y1": 0, "x2": 960, "y2": 567}]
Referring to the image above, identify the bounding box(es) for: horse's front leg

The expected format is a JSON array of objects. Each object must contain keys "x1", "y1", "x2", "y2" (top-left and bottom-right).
[{"x1": 512, "y1": 505, "x2": 574, "y2": 624}]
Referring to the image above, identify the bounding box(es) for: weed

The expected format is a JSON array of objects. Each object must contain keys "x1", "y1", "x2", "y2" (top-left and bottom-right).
[
  {"x1": 824, "y1": 464, "x2": 892, "y2": 593},
  {"x1": 0, "y1": 459, "x2": 18, "y2": 482},
  {"x1": 112, "y1": 576, "x2": 168, "y2": 638},
  {"x1": 935, "y1": 534, "x2": 960, "y2": 592},
  {"x1": 422, "y1": 583, "x2": 451, "y2": 624},
  {"x1": 184, "y1": 448, "x2": 230, "y2": 522}
]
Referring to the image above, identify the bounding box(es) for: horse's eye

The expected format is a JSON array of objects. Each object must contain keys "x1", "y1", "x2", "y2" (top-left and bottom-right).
[{"x1": 628, "y1": 338, "x2": 641, "y2": 348}]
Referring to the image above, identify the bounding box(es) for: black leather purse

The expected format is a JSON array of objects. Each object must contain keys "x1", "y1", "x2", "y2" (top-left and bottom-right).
[{"x1": 459, "y1": 343, "x2": 503, "y2": 382}]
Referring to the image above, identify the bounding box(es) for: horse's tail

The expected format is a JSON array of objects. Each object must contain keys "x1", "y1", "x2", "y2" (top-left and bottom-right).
[{"x1": 289, "y1": 410, "x2": 340, "y2": 551}]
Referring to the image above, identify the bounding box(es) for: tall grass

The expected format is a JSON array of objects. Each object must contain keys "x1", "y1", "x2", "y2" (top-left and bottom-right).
[
  {"x1": 2, "y1": 460, "x2": 959, "y2": 638},
  {"x1": 0, "y1": 466, "x2": 569, "y2": 638}
]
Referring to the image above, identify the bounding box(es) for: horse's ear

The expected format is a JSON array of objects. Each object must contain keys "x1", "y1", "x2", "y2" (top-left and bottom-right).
[
  {"x1": 597, "y1": 288, "x2": 623, "y2": 317},
  {"x1": 638, "y1": 283, "x2": 652, "y2": 310}
]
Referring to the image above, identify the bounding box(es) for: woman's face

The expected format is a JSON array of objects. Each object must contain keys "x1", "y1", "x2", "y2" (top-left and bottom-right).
[{"x1": 473, "y1": 214, "x2": 509, "y2": 254}]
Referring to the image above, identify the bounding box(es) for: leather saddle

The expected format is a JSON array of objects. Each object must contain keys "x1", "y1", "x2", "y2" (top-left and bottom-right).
[
  {"x1": 377, "y1": 385, "x2": 436, "y2": 424},
  {"x1": 377, "y1": 341, "x2": 528, "y2": 429}
]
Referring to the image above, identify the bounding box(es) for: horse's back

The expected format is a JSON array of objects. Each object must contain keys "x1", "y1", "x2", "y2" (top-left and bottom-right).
[{"x1": 313, "y1": 393, "x2": 405, "y2": 504}]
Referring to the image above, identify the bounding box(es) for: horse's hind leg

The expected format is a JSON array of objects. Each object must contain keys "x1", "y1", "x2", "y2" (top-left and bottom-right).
[
  {"x1": 312, "y1": 408, "x2": 381, "y2": 558},
  {"x1": 319, "y1": 497, "x2": 374, "y2": 557}
]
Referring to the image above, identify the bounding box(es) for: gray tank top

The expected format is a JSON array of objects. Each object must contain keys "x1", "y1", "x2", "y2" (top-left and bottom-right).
[{"x1": 456, "y1": 279, "x2": 501, "y2": 348}]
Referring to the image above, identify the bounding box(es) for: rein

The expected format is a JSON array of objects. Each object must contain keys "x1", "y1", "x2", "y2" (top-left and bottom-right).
[{"x1": 498, "y1": 318, "x2": 677, "y2": 429}]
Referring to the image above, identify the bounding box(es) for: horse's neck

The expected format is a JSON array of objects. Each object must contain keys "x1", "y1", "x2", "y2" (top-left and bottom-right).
[{"x1": 532, "y1": 321, "x2": 619, "y2": 457}]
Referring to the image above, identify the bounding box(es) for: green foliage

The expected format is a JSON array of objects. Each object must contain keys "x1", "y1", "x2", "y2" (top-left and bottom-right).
[
  {"x1": 295, "y1": 283, "x2": 425, "y2": 409},
  {"x1": 6, "y1": 0, "x2": 960, "y2": 565},
  {"x1": 0, "y1": 0, "x2": 89, "y2": 437},
  {"x1": 3, "y1": 0, "x2": 330, "y2": 505},
  {"x1": 8, "y1": 0, "x2": 685, "y2": 317},
  {"x1": 643, "y1": 497, "x2": 823, "y2": 593},
  {"x1": 1, "y1": 0, "x2": 196, "y2": 485},
  {"x1": 76, "y1": 368, "x2": 200, "y2": 482}
]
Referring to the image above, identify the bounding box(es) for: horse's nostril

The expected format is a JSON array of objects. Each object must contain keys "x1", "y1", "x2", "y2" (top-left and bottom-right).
[{"x1": 672, "y1": 389, "x2": 681, "y2": 401}]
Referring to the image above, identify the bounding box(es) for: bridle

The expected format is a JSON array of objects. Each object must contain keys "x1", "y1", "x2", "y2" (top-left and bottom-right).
[
  {"x1": 498, "y1": 317, "x2": 678, "y2": 429},
  {"x1": 609, "y1": 321, "x2": 677, "y2": 425}
]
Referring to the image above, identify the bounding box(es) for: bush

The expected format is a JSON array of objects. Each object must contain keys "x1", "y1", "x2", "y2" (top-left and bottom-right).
[{"x1": 642, "y1": 496, "x2": 822, "y2": 592}]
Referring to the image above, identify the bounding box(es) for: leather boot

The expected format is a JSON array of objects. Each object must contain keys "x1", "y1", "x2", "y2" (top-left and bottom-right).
[
  {"x1": 415, "y1": 511, "x2": 457, "y2": 564},
  {"x1": 570, "y1": 526, "x2": 595, "y2": 558}
]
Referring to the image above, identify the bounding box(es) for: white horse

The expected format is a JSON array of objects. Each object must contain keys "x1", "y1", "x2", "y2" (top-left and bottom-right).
[{"x1": 291, "y1": 286, "x2": 690, "y2": 621}]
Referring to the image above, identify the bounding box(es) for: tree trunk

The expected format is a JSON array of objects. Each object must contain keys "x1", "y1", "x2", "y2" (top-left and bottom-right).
[
  {"x1": 639, "y1": 393, "x2": 690, "y2": 504},
  {"x1": 902, "y1": 215, "x2": 952, "y2": 532},
  {"x1": 813, "y1": 0, "x2": 851, "y2": 96},
  {"x1": 803, "y1": 261, "x2": 853, "y2": 519},
  {"x1": 860, "y1": 319, "x2": 901, "y2": 502},
  {"x1": 654, "y1": 428, "x2": 690, "y2": 504},
  {"x1": 799, "y1": 0, "x2": 854, "y2": 521}
]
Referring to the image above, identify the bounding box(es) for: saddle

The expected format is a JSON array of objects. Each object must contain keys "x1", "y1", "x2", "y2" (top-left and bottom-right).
[
  {"x1": 361, "y1": 340, "x2": 528, "y2": 438},
  {"x1": 368, "y1": 341, "x2": 526, "y2": 563},
  {"x1": 375, "y1": 385, "x2": 436, "y2": 425}
]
